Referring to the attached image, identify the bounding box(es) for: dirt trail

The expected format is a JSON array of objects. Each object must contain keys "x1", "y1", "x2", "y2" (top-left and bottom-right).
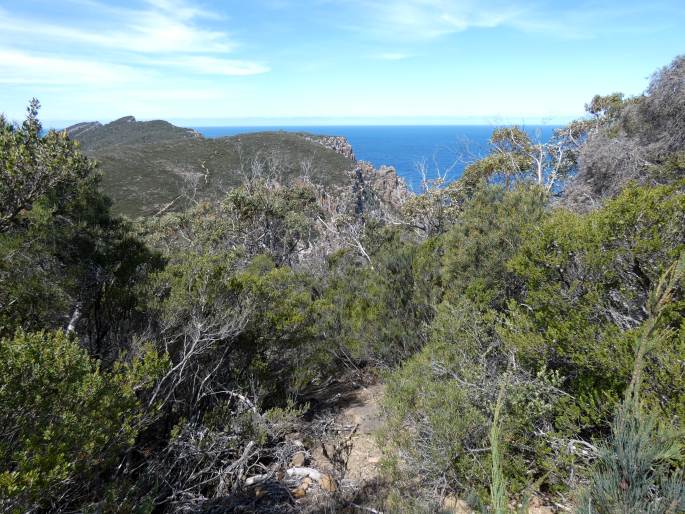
[
  {"x1": 333, "y1": 383, "x2": 385, "y2": 483},
  {"x1": 304, "y1": 380, "x2": 385, "y2": 481}
]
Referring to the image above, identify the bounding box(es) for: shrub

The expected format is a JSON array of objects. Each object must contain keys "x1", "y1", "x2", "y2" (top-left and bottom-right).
[
  {"x1": 504, "y1": 181, "x2": 685, "y2": 431},
  {"x1": 578, "y1": 255, "x2": 685, "y2": 513},
  {"x1": 381, "y1": 300, "x2": 563, "y2": 503},
  {"x1": 442, "y1": 185, "x2": 547, "y2": 311},
  {"x1": 0, "y1": 330, "x2": 165, "y2": 511},
  {"x1": 316, "y1": 227, "x2": 438, "y2": 365}
]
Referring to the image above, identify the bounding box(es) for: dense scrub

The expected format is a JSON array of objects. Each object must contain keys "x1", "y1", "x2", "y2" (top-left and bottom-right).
[
  {"x1": 382, "y1": 182, "x2": 684, "y2": 510},
  {"x1": 1, "y1": 56, "x2": 684, "y2": 513}
]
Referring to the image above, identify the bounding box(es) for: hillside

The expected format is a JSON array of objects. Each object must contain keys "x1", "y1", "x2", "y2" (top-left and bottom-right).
[{"x1": 66, "y1": 117, "x2": 358, "y2": 217}]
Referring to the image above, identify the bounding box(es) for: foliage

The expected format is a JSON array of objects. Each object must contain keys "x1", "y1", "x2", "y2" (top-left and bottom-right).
[
  {"x1": 441, "y1": 184, "x2": 547, "y2": 310},
  {"x1": 0, "y1": 330, "x2": 166, "y2": 512},
  {"x1": 0, "y1": 99, "x2": 95, "y2": 231},
  {"x1": 459, "y1": 125, "x2": 576, "y2": 192},
  {"x1": 565, "y1": 55, "x2": 685, "y2": 207},
  {"x1": 504, "y1": 181, "x2": 685, "y2": 430},
  {"x1": 585, "y1": 92, "x2": 627, "y2": 121},
  {"x1": 382, "y1": 179, "x2": 684, "y2": 507},
  {"x1": 490, "y1": 376, "x2": 509, "y2": 514},
  {"x1": 578, "y1": 256, "x2": 685, "y2": 513},
  {"x1": 316, "y1": 226, "x2": 439, "y2": 365},
  {"x1": 143, "y1": 177, "x2": 323, "y2": 266},
  {"x1": 0, "y1": 102, "x2": 163, "y2": 361},
  {"x1": 1, "y1": 57, "x2": 684, "y2": 512},
  {"x1": 381, "y1": 300, "x2": 563, "y2": 504},
  {"x1": 578, "y1": 406, "x2": 684, "y2": 514}
]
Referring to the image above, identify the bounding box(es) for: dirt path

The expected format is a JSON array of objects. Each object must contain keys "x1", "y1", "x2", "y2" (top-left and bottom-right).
[
  {"x1": 293, "y1": 377, "x2": 387, "y2": 509},
  {"x1": 333, "y1": 383, "x2": 385, "y2": 483}
]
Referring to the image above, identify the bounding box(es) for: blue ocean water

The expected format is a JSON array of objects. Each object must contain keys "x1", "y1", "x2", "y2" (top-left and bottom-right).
[{"x1": 195, "y1": 125, "x2": 559, "y2": 191}]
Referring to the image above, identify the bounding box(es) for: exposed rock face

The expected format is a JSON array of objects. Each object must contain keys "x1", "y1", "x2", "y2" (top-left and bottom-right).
[
  {"x1": 369, "y1": 163, "x2": 411, "y2": 206},
  {"x1": 296, "y1": 134, "x2": 411, "y2": 209},
  {"x1": 310, "y1": 159, "x2": 411, "y2": 222},
  {"x1": 352, "y1": 161, "x2": 410, "y2": 211},
  {"x1": 302, "y1": 135, "x2": 356, "y2": 161}
]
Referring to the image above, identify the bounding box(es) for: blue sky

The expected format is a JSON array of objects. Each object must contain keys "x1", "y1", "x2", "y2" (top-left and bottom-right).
[{"x1": 0, "y1": 0, "x2": 683, "y2": 125}]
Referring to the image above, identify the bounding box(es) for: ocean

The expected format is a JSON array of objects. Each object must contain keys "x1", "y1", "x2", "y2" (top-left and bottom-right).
[{"x1": 194, "y1": 125, "x2": 559, "y2": 191}]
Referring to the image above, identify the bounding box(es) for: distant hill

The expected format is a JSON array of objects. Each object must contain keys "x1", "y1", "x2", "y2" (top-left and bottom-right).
[
  {"x1": 68, "y1": 116, "x2": 201, "y2": 151},
  {"x1": 66, "y1": 117, "x2": 357, "y2": 217}
]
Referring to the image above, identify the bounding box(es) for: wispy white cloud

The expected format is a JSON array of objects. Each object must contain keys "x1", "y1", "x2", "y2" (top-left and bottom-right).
[
  {"x1": 342, "y1": 0, "x2": 529, "y2": 39},
  {"x1": 148, "y1": 56, "x2": 270, "y2": 76},
  {"x1": 335, "y1": 0, "x2": 670, "y2": 40},
  {"x1": 142, "y1": 0, "x2": 219, "y2": 21},
  {"x1": 0, "y1": 48, "x2": 142, "y2": 86},
  {"x1": 0, "y1": 0, "x2": 267, "y2": 83},
  {"x1": 0, "y1": 4, "x2": 234, "y2": 54}
]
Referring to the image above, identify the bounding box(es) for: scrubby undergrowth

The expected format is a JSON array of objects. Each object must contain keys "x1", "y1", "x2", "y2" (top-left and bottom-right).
[{"x1": 1, "y1": 56, "x2": 684, "y2": 513}]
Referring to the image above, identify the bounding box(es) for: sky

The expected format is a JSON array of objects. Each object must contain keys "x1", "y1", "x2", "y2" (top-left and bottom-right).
[{"x1": 0, "y1": 0, "x2": 683, "y2": 126}]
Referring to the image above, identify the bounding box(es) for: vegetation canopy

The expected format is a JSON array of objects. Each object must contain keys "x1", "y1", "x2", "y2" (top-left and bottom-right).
[{"x1": 0, "y1": 56, "x2": 684, "y2": 513}]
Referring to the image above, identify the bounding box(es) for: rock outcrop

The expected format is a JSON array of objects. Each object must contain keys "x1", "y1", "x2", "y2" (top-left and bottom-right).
[
  {"x1": 301, "y1": 135, "x2": 356, "y2": 161},
  {"x1": 351, "y1": 161, "x2": 410, "y2": 212}
]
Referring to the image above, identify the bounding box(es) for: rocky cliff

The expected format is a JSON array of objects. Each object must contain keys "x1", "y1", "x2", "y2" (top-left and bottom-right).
[
  {"x1": 301, "y1": 135, "x2": 356, "y2": 161},
  {"x1": 297, "y1": 134, "x2": 410, "y2": 211}
]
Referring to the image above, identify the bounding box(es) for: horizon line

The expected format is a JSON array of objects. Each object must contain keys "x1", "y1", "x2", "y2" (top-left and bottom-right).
[{"x1": 42, "y1": 114, "x2": 581, "y2": 130}]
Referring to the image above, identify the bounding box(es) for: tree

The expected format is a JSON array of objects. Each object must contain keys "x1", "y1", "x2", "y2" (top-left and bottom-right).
[
  {"x1": 563, "y1": 55, "x2": 685, "y2": 209},
  {"x1": 0, "y1": 101, "x2": 163, "y2": 361},
  {"x1": 0, "y1": 99, "x2": 95, "y2": 231},
  {"x1": 462, "y1": 126, "x2": 576, "y2": 192}
]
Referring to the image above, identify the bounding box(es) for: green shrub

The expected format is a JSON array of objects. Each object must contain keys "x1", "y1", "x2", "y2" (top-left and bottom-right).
[
  {"x1": 0, "y1": 330, "x2": 165, "y2": 511},
  {"x1": 442, "y1": 185, "x2": 547, "y2": 311},
  {"x1": 316, "y1": 227, "x2": 438, "y2": 365},
  {"x1": 381, "y1": 300, "x2": 563, "y2": 503},
  {"x1": 504, "y1": 181, "x2": 685, "y2": 430},
  {"x1": 578, "y1": 256, "x2": 685, "y2": 513}
]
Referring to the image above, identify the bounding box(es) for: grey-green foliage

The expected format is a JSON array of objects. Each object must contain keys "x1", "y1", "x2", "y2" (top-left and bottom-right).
[
  {"x1": 577, "y1": 406, "x2": 684, "y2": 514},
  {"x1": 381, "y1": 299, "x2": 563, "y2": 504},
  {"x1": 578, "y1": 255, "x2": 685, "y2": 513},
  {"x1": 564, "y1": 55, "x2": 685, "y2": 208}
]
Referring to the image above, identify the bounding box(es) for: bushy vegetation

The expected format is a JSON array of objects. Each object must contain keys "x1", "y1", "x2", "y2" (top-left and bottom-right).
[
  {"x1": 0, "y1": 330, "x2": 166, "y2": 511},
  {"x1": 1, "y1": 56, "x2": 684, "y2": 513}
]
